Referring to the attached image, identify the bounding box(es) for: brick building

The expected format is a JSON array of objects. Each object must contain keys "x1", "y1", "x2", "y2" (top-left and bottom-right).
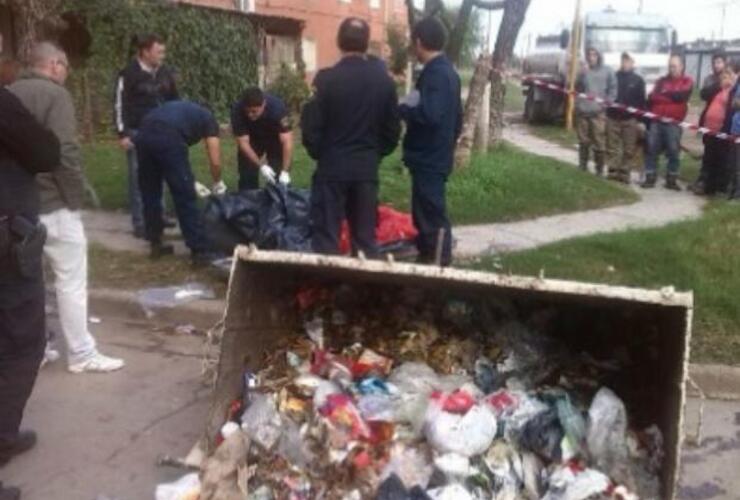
[{"x1": 182, "y1": 0, "x2": 408, "y2": 80}]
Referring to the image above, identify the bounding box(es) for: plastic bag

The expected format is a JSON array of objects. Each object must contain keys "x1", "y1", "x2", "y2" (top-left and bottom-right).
[
  {"x1": 339, "y1": 205, "x2": 418, "y2": 255},
  {"x1": 381, "y1": 443, "x2": 434, "y2": 490},
  {"x1": 517, "y1": 407, "x2": 564, "y2": 462},
  {"x1": 556, "y1": 395, "x2": 587, "y2": 460},
  {"x1": 541, "y1": 465, "x2": 610, "y2": 500},
  {"x1": 358, "y1": 394, "x2": 396, "y2": 422},
  {"x1": 586, "y1": 387, "x2": 632, "y2": 486},
  {"x1": 155, "y1": 473, "x2": 201, "y2": 500},
  {"x1": 137, "y1": 283, "x2": 215, "y2": 312},
  {"x1": 426, "y1": 484, "x2": 474, "y2": 500},
  {"x1": 240, "y1": 393, "x2": 283, "y2": 451},
  {"x1": 424, "y1": 399, "x2": 497, "y2": 457},
  {"x1": 434, "y1": 453, "x2": 472, "y2": 483}
]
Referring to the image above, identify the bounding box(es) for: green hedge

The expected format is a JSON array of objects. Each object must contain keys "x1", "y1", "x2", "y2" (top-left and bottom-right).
[{"x1": 64, "y1": 0, "x2": 258, "y2": 137}]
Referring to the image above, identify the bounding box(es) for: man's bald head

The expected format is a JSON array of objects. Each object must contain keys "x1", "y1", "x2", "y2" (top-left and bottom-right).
[
  {"x1": 28, "y1": 42, "x2": 69, "y2": 85},
  {"x1": 337, "y1": 17, "x2": 369, "y2": 54}
]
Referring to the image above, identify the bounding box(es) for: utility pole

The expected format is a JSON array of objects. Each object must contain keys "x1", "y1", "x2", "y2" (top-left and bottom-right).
[{"x1": 565, "y1": 0, "x2": 582, "y2": 131}]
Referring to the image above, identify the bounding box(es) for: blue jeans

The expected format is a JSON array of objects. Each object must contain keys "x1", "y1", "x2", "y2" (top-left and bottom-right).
[
  {"x1": 645, "y1": 122, "x2": 682, "y2": 176},
  {"x1": 125, "y1": 131, "x2": 144, "y2": 232},
  {"x1": 135, "y1": 129, "x2": 208, "y2": 254}
]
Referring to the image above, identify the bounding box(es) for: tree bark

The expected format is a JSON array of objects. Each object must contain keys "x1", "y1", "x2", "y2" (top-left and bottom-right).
[
  {"x1": 8, "y1": 0, "x2": 63, "y2": 61},
  {"x1": 488, "y1": 0, "x2": 531, "y2": 148},
  {"x1": 455, "y1": 54, "x2": 492, "y2": 168}
]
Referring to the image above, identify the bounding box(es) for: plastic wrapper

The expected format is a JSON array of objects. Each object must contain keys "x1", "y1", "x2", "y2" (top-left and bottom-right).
[
  {"x1": 424, "y1": 398, "x2": 497, "y2": 457},
  {"x1": 434, "y1": 453, "x2": 472, "y2": 483},
  {"x1": 357, "y1": 394, "x2": 396, "y2": 422},
  {"x1": 381, "y1": 444, "x2": 434, "y2": 490},
  {"x1": 240, "y1": 393, "x2": 282, "y2": 451},
  {"x1": 155, "y1": 473, "x2": 201, "y2": 500},
  {"x1": 426, "y1": 484, "x2": 474, "y2": 500},
  {"x1": 541, "y1": 465, "x2": 610, "y2": 500},
  {"x1": 587, "y1": 387, "x2": 634, "y2": 488}
]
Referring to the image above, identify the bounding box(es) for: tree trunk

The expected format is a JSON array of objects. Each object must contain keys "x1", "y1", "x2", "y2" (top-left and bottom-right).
[
  {"x1": 446, "y1": 0, "x2": 475, "y2": 66},
  {"x1": 8, "y1": 0, "x2": 62, "y2": 61},
  {"x1": 488, "y1": 0, "x2": 531, "y2": 148},
  {"x1": 455, "y1": 54, "x2": 492, "y2": 168}
]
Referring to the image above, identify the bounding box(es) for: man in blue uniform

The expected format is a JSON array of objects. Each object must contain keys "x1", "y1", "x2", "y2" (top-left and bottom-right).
[
  {"x1": 301, "y1": 17, "x2": 400, "y2": 256},
  {"x1": 134, "y1": 100, "x2": 224, "y2": 265},
  {"x1": 400, "y1": 17, "x2": 462, "y2": 267},
  {"x1": 231, "y1": 87, "x2": 293, "y2": 190}
]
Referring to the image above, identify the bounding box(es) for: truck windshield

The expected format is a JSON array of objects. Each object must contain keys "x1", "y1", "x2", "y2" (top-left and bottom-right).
[{"x1": 585, "y1": 28, "x2": 669, "y2": 54}]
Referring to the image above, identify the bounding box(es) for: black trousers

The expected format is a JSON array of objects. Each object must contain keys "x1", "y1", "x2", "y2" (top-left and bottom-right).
[
  {"x1": 411, "y1": 171, "x2": 452, "y2": 266},
  {"x1": 237, "y1": 149, "x2": 283, "y2": 191},
  {"x1": 731, "y1": 145, "x2": 740, "y2": 199},
  {"x1": 310, "y1": 178, "x2": 378, "y2": 257},
  {"x1": 0, "y1": 288, "x2": 45, "y2": 447},
  {"x1": 702, "y1": 136, "x2": 732, "y2": 195}
]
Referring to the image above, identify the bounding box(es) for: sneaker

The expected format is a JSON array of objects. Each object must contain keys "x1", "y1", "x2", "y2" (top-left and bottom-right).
[
  {"x1": 0, "y1": 483, "x2": 20, "y2": 500},
  {"x1": 39, "y1": 346, "x2": 60, "y2": 369},
  {"x1": 0, "y1": 430, "x2": 37, "y2": 467},
  {"x1": 68, "y1": 352, "x2": 125, "y2": 374}
]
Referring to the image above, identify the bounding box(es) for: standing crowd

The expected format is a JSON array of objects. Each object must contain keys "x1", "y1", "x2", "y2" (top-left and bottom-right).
[
  {"x1": 0, "y1": 16, "x2": 461, "y2": 499},
  {"x1": 575, "y1": 46, "x2": 740, "y2": 199}
]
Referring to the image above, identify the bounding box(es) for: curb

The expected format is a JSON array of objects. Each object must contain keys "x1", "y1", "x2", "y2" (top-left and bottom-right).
[
  {"x1": 89, "y1": 288, "x2": 225, "y2": 330},
  {"x1": 89, "y1": 288, "x2": 740, "y2": 399},
  {"x1": 688, "y1": 363, "x2": 740, "y2": 401}
]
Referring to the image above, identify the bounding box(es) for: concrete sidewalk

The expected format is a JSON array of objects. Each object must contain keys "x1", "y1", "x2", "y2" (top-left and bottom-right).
[
  {"x1": 83, "y1": 210, "x2": 185, "y2": 256},
  {"x1": 453, "y1": 123, "x2": 706, "y2": 258}
]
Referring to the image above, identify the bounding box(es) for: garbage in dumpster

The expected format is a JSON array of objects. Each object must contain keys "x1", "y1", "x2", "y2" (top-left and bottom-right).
[
  {"x1": 188, "y1": 284, "x2": 668, "y2": 500},
  {"x1": 155, "y1": 473, "x2": 201, "y2": 500}
]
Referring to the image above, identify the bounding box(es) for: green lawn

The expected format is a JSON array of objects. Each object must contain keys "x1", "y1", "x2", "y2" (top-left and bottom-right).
[
  {"x1": 83, "y1": 140, "x2": 637, "y2": 226},
  {"x1": 471, "y1": 201, "x2": 740, "y2": 364}
]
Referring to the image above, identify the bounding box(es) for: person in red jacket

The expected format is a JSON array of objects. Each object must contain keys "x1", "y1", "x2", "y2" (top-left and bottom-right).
[{"x1": 642, "y1": 54, "x2": 694, "y2": 190}]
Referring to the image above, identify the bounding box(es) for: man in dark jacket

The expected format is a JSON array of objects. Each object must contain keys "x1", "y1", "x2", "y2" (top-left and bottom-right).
[
  {"x1": 135, "y1": 100, "x2": 224, "y2": 265},
  {"x1": 0, "y1": 87, "x2": 60, "y2": 500},
  {"x1": 606, "y1": 52, "x2": 646, "y2": 184},
  {"x1": 690, "y1": 51, "x2": 728, "y2": 195},
  {"x1": 642, "y1": 54, "x2": 694, "y2": 190},
  {"x1": 400, "y1": 17, "x2": 462, "y2": 266},
  {"x1": 301, "y1": 17, "x2": 400, "y2": 256},
  {"x1": 231, "y1": 87, "x2": 293, "y2": 191},
  {"x1": 114, "y1": 34, "x2": 178, "y2": 237}
]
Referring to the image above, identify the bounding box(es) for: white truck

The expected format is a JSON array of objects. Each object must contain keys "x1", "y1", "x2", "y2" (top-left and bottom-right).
[{"x1": 521, "y1": 8, "x2": 676, "y2": 123}]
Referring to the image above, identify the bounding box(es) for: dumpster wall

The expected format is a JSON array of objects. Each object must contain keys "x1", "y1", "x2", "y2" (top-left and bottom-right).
[{"x1": 207, "y1": 248, "x2": 692, "y2": 499}]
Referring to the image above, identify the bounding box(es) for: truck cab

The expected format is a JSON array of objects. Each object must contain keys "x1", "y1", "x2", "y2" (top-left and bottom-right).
[{"x1": 522, "y1": 9, "x2": 675, "y2": 123}]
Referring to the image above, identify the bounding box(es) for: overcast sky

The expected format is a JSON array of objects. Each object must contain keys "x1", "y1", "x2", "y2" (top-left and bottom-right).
[{"x1": 477, "y1": 0, "x2": 740, "y2": 54}]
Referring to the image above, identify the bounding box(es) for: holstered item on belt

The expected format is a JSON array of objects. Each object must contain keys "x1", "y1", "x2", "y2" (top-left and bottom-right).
[{"x1": 8, "y1": 216, "x2": 47, "y2": 280}]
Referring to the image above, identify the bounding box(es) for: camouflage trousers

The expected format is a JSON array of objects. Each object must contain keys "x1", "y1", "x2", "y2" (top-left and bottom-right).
[{"x1": 576, "y1": 112, "x2": 607, "y2": 154}]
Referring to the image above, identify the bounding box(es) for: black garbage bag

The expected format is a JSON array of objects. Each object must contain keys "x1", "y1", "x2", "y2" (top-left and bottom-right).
[{"x1": 203, "y1": 185, "x2": 311, "y2": 254}]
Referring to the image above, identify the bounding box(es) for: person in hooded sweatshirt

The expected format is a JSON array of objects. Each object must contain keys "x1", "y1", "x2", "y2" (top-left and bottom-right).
[{"x1": 575, "y1": 47, "x2": 617, "y2": 175}]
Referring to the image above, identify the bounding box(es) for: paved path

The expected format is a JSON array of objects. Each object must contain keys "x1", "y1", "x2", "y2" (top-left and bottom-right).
[
  {"x1": 83, "y1": 210, "x2": 185, "y2": 256},
  {"x1": 454, "y1": 122, "x2": 707, "y2": 258}
]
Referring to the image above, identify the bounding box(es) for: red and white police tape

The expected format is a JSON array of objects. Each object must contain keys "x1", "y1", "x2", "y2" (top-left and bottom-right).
[{"x1": 521, "y1": 77, "x2": 740, "y2": 144}]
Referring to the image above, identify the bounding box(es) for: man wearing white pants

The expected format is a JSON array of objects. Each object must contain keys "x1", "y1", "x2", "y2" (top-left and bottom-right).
[{"x1": 9, "y1": 42, "x2": 124, "y2": 373}]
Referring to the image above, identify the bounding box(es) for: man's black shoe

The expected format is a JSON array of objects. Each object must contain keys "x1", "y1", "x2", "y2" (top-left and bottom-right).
[
  {"x1": 641, "y1": 174, "x2": 657, "y2": 189},
  {"x1": 133, "y1": 226, "x2": 146, "y2": 239},
  {"x1": 150, "y1": 243, "x2": 175, "y2": 260},
  {"x1": 0, "y1": 430, "x2": 37, "y2": 467},
  {"x1": 0, "y1": 483, "x2": 21, "y2": 500},
  {"x1": 665, "y1": 175, "x2": 682, "y2": 191}
]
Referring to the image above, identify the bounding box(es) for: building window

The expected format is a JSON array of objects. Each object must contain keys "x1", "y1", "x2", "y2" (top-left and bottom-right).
[
  {"x1": 370, "y1": 0, "x2": 380, "y2": 8},
  {"x1": 302, "y1": 38, "x2": 317, "y2": 74},
  {"x1": 340, "y1": 0, "x2": 351, "y2": 3}
]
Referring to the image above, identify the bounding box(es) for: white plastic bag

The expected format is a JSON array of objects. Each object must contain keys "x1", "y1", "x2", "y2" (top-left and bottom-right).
[
  {"x1": 541, "y1": 466, "x2": 610, "y2": 500},
  {"x1": 155, "y1": 473, "x2": 201, "y2": 500},
  {"x1": 424, "y1": 399, "x2": 497, "y2": 457}
]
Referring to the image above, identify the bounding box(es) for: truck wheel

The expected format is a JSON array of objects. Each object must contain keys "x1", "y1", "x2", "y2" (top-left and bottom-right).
[{"x1": 524, "y1": 89, "x2": 545, "y2": 124}]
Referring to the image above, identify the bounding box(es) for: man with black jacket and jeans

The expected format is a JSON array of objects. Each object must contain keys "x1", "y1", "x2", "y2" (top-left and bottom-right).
[
  {"x1": 302, "y1": 17, "x2": 400, "y2": 256},
  {"x1": 0, "y1": 87, "x2": 60, "y2": 500},
  {"x1": 400, "y1": 17, "x2": 462, "y2": 266},
  {"x1": 114, "y1": 34, "x2": 178, "y2": 237},
  {"x1": 607, "y1": 52, "x2": 646, "y2": 184}
]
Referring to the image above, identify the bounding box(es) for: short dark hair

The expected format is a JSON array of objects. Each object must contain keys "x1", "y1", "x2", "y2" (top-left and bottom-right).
[
  {"x1": 337, "y1": 18, "x2": 370, "y2": 53},
  {"x1": 137, "y1": 33, "x2": 164, "y2": 53},
  {"x1": 241, "y1": 87, "x2": 265, "y2": 108},
  {"x1": 411, "y1": 17, "x2": 447, "y2": 51},
  {"x1": 712, "y1": 51, "x2": 727, "y2": 64}
]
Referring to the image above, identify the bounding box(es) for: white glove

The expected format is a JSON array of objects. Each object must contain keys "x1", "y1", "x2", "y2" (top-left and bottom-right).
[
  {"x1": 278, "y1": 171, "x2": 291, "y2": 185},
  {"x1": 194, "y1": 181, "x2": 211, "y2": 198},
  {"x1": 212, "y1": 180, "x2": 227, "y2": 196},
  {"x1": 260, "y1": 164, "x2": 276, "y2": 184},
  {"x1": 400, "y1": 90, "x2": 421, "y2": 108}
]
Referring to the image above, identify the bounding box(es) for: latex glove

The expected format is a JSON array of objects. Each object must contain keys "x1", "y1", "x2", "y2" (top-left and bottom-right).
[
  {"x1": 194, "y1": 181, "x2": 211, "y2": 198},
  {"x1": 278, "y1": 171, "x2": 291, "y2": 186},
  {"x1": 400, "y1": 90, "x2": 420, "y2": 108},
  {"x1": 212, "y1": 180, "x2": 227, "y2": 196},
  {"x1": 260, "y1": 164, "x2": 276, "y2": 184}
]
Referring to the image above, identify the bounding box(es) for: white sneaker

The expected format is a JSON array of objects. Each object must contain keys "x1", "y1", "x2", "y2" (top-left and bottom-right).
[
  {"x1": 40, "y1": 347, "x2": 60, "y2": 369},
  {"x1": 68, "y1": 352, "x2": 125, "y2": 374}
]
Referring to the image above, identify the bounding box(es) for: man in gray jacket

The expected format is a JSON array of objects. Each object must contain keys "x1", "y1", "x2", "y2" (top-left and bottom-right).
[
  {"x1": 576, "y1": 47, "x2": 617, "y2": 175},
  {"x1": 9, "y1": 43, "x2": 124, "y2": 374}
]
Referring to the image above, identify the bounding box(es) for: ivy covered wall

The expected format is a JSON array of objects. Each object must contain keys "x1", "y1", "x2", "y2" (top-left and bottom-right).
[{"x1": 63, "y1": 0, "x2": 258, "y2": 139}]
